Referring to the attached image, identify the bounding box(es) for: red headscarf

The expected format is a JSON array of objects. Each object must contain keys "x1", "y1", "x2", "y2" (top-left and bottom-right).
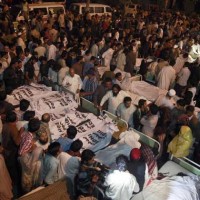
[{"x1": 130, "y1": 148, "x2": 141, "y2": 161}]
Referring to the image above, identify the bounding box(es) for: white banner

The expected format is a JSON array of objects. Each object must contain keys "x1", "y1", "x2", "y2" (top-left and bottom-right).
[
  {"x1": 10, "y1": 85, "x2": 119, "y2": 152},
  {"x1": 32, "y1": 92, "x2": 78, "y2": 114},
  {"x1": 7, "y1": 83, "x2": 53, "y2": 105}
]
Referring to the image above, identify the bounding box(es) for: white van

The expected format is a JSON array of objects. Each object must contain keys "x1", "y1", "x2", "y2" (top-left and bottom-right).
[
  {"x1": 69, "y1": 3, "x2": 112, "y2": 16},
  {"x1": 17, "y1": 3, "x2": 65, "y2": 22},
  {"x1": 124, "y1": 4, "x2": 142, "y2": 15}
]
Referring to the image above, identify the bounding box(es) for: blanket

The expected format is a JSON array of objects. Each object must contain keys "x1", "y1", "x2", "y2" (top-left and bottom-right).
[
  {"x1": 132, "y1": 175, "x2": 200, "y2": 200},
  {"x1": 95, "y1": 130, "x2": 141, "y2": 167},
  {"x1": 130, "y1": 81, "x2": 167, "y2": 102},
  {"x1": 47, "y1": 110, "x2": 119, "y2": 152},
  {"x1": 7, "y1": 83, "x2": 54, "y2": 105}
]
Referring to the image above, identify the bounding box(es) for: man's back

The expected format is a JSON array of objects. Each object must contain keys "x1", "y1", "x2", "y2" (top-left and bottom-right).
[
  {"x1": 57, "y1": 152, "x2": 79, "y2": 181},
  {"x1": 105, "y1": 170, "x2": 139, "y2": 200},
  {"x1": 157, "y1": 66, "x2": 175, "y2": 90}
]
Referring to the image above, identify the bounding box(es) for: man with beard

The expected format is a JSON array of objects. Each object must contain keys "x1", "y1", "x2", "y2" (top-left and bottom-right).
[
  {"x1": 35, "y1": 126, "x2": 50, "y2": 151},
  {"x1": 99, "y1": 84, "x2": 129, "y2": 114}
]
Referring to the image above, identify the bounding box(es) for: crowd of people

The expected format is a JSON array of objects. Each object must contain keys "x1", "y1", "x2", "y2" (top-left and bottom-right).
[{"x1": 0, "y1": 1, "x2": 200, "y2": 200}]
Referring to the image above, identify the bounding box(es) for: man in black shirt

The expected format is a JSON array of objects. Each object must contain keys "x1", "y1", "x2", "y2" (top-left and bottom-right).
[
  {"x1": 16, "y1": 60, "x2": 25, "y2": 87},
  {"x1": 3, "y1": 58, "x2": 18, "y2": 93},
  {"x1": 24, "y1": 56, "x2": 37, "y2": 84}
]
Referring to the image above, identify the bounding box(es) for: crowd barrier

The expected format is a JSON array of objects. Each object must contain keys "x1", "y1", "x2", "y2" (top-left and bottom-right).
[
  {"x1": 80, "y1": 97, "x2": 99, "y2": 115},
  {"x1": 102, "y1": 110, "x2": 128, "y2": 129}
]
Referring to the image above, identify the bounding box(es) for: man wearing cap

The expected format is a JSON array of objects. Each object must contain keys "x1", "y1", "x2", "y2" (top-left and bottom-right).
[{"x1": 158, "y1": 89, "x2": 176, "y2": 110}]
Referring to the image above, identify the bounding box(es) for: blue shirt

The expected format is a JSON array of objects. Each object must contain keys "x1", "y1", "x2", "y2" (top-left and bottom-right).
[
  {"x1": 56, "y1": 137, "x2": 73, "y2": 152},
  {"x1": 43, "y1": 154, "x2": 59, "y2": 185},
  {"x1": 83, "y1": 62, "x2": 94, "y2": 77}
]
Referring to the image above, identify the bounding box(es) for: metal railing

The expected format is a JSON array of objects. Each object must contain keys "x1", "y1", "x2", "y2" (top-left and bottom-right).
[{"x1": 170, "y1": 155, "x2": 200, "y2": 176}]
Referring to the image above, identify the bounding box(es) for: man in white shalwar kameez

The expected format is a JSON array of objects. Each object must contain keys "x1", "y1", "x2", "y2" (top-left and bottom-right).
[
  {"x1": 104, "y1": 155, "x2": 139, "y2": 200},
  {"x1": 116, "y1": 49, "x2": 126, "y2": 71},
  {"x1": 173, "y1": 54, "x2": 188, "y2": 74},
  {"x1": 116, "y1": 97, "x2": 136, "y2": 127},
  {"x1": 157, "y1": 64, "x2": 176, "y2": 91},
  {"x1": 62, "y1": 68, "x2": 83, "y2": 95},
  {"x1": 100, "y1": 84, "x2": 129, "y2": 114},
  {"x1": 47, "y1": 42, "x2": 57, "y2": 61},
  {"x1": 102, "y1": 45, "x2": 115, "y2": 68}
]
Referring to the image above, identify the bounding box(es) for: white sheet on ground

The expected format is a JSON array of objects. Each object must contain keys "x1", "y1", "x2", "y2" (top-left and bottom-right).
[{"x1": 132, "y1": 175, "x2": 200, "y2": 200}]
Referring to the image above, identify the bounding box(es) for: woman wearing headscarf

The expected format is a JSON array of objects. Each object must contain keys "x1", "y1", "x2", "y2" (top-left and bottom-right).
[
  {"x1": 127, "y1": 148, "x2": 149, "y2": 192},
  {"x1": 168, "y1": 126, "x2": 193, "y2": 158}
]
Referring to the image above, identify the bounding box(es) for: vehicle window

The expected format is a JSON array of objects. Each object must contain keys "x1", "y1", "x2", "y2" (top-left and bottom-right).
[
  {"x1": 48, "y1": 7, "x2": 63, "y2": 15},
  {"x1": 82, "y1": 7, "x2": 94, "y2": 13},
  {"x1": 95, "y1": 7, "x2": 104, "y2": 13},
  {"x1": 32, "y1": 8, "x2": 48, "y2": 15},
  {"x1": 106, "y1": 7, "x2": 112, "y2": 12},
  {"x1": 69, "y1": 5, "x2": 79, "y2": 13}
]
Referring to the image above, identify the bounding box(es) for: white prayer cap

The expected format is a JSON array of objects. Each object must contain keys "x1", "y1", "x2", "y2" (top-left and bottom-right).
[{"x1": 168, "y1": 89, "x2": 176, "y2": 97}]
